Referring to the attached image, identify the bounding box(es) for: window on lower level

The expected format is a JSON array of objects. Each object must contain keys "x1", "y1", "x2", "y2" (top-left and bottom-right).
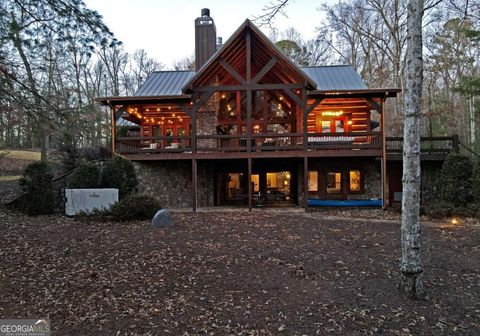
[
  {"x1": 308, "y1": 171, "x2": 318, "y2": 192},
  {"x1": 326, "y1": 172, "x2": 342, "y2": 194},
  {"x1": 349, "y1": 170, "x2": 361, "y2": 192}
]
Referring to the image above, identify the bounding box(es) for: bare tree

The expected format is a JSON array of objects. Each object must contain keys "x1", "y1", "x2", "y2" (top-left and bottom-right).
[
  {"x1": 252, "y1": 0, "x2": 291, "y2": 28},
  {"x1": 400, "y1": 0, "x2": 426, "y2": 299},
  {"x1": 173, "y1": 54, "x2": 195, "y2": 71}
]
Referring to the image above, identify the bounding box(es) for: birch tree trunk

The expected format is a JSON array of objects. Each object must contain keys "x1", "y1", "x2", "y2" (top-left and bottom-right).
[{"x1": 400, "y1": 0, "x2": 426, "y2": 299}]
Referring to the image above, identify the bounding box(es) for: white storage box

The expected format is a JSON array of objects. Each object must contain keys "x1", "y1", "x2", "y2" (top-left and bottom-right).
[{"x1": 65, "y1": 189, "x2": 119, "y2": 216}]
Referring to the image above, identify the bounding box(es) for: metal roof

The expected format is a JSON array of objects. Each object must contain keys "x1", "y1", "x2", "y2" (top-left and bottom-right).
[
  {"x1": 133, "y1": 65, "x2": 366, "y2": 97},
  {"x1": 135, "y1": 70, "x2": 195, "y2": 96},
  {"x1": 300, "y1": 65, "x2": 367, "y2": 91}
]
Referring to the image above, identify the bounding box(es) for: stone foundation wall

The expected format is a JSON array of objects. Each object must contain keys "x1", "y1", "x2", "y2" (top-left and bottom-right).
[
  {"x1": 301, "y1": 158, "x2": 382, "y2": 202},
  {"x1": 133, "y1": 160, "x2": 215, "y2": 209},
  {"x1": 197, "y1": 161, "x2": 215, "y2": 206},
  {"x1": 350, "y1": 160, "x2": 382, "y2": 200}
]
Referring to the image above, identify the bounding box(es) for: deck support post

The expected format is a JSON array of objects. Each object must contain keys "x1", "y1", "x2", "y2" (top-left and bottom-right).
[
  {"x1": 303, "y1": 156, "x2": 308, "y2": 211},
  {"x1": 246, "y1": 30, "x2": 253, "y2": 212},
  {"x1": 248, "y1": 157, "x2": 252, "y2": 211},
  {"x1": 111, "y1": 105, "x2": 116, "y2": 154},
  {"x1": 302, "y1": 87, "x2": 309, "y2": 211},
  {"x1": 381, "y1": 99, "x2": 388, "y2": 209},
  {"x1": 192, "y1": 158, "x2": 198, "y2": 212}
]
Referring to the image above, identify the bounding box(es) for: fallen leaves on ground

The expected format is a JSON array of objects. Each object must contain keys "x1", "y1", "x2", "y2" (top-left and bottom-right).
[{"x1": 0, "y1": 209, "x2": 479, "y2": 335}]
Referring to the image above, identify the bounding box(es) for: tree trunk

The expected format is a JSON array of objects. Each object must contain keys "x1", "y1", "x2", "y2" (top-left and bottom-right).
[
  {"x1": 400, "y1": 0, "x2": 426, "y2": 300},
  {"x1": 10, "y1": 25, "x2": 48, "y2": 162}
]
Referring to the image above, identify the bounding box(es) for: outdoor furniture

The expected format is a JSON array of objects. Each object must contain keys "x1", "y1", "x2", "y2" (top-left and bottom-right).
[{"x1": 308, "y1": 136, "x2": 355, "y2": 146}]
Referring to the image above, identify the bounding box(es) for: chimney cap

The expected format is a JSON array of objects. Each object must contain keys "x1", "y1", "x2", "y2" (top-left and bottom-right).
[{"x1": 201, "y1": 8, "x2": 210, "y2": 17}]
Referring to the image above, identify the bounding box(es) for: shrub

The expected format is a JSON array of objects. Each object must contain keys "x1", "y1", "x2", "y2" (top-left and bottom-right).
[
  {"x1": 455, "y1": 204, "x2": 480, "y2": 218},
  {"x1": 68, "y1": 162, "x2": 101, "y2": 188},
  {"x1": 59, "y1": 143, "x2": 79, "y2": 172},
  {"x1": 423, "y1": 201, "x2": 454, "y2": 219},
  {"x1": 439, "y1": 154, "x2": 474, "y2": 207},
  {"x1": 101, "y1": 156, "x2": 138, "y2": 199},
  {"x1": 17, "y1": 162, "x2": 55, "y2": 215},
  {"x1": 472, "y1": 159, "x2": 480, "y2": 203},
  {"x1": 59, "y1": 144, "x2": 112, "y2": 172},
  {"x1": 78, "y1": 146, "x2": 112, "y2": 162},
  {"x1": 110, "y1": 194, "x2": 161, "y2": 221}
]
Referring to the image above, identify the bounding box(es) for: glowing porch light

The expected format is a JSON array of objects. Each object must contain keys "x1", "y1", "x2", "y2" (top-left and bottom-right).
[
  {"x1": 279, "y1": 96, "x2": 283, "y2": 101},
  {"x1": 157, "y1": 108, "x2": 160, "y2": 112},
  {"x1": 221, "y1": 94, "x2": 226, "y2": 99},
  {"x1": 451, "y1": 218, "x2": 458, "y2": 225}
]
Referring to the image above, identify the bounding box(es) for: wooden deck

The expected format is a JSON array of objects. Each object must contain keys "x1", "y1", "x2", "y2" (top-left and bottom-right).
[
  {"x1": 115, "y1": 133, "x2": 458, "y2": 161},
  {"x1": 386, "y1": 135, "x2": 458, "y2": 161},
  {"x1": 116, "y1": 132, "x2": 383, "y2": 160}
]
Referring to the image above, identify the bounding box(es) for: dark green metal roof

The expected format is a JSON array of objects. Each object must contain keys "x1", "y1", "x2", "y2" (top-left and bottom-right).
[
  {"x1": 135, "y1": 70, "x2": 195, "y2": 96},
  {"x1": 300, "y1": 65, "x2": 367, "y2": 91},
  {"x1": 133, "y1": 65, "x2": 366, "y2": 97}
]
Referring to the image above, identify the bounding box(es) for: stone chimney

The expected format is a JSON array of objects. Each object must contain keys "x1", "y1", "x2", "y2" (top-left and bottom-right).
[{"x1": 195, "y1": 8, "x2": 216, "y2": 71}]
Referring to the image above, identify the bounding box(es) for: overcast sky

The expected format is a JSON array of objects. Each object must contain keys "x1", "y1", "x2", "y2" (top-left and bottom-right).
[{"x1": 83, "y1": 0, "x2": 332, "y2": 69}]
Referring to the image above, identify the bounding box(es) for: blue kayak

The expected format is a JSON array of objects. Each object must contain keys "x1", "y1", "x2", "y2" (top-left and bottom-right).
[{"x1": 308, "y1": 198, "x2": 383, "y2": 207}]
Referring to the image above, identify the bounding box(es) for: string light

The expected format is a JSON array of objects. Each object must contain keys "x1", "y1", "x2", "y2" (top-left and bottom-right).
[{"x1": 322, "y1": 111, "x2": 343, "y2": 117}]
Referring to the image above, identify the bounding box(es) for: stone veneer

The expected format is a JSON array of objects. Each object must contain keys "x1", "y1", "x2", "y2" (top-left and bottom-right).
[
  {"x1": 303, "y1": 157, "x2": 382, "y2": 202},
  {"x1": 196, "y1": 111, "x2": 217, "y2": 149},
  {"x1": 133, "y1": 160, "x2": 215, "y2": 209},
  {"x1": 133, "y1": 157, "x2": 383, "y2": 209},
  {"x1": 350, "y1": 159, "x2": 382, "y2": 200}
]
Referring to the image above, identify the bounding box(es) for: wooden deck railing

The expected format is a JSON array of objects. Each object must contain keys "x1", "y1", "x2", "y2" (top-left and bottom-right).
[
  {"x1": 116, "y1": 134, "x2": 458, "y2": 157},
  {"x1": 116, "y1": 132, "x2": 459, "y2": 154},
  {"x1": 116, "y1": 132, "x2": 383, "y2": 155},
  {"x1": 385, "y1": 135, "x2": 458, "y2": 154},
  {"x1": 116, "y1": 135, "x2": 192, "y2": 154}
]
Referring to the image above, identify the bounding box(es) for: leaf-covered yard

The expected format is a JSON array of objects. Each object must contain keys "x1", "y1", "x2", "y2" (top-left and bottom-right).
[{"x1": 0, "y1": 209, "x2": 479, "y2": 335}]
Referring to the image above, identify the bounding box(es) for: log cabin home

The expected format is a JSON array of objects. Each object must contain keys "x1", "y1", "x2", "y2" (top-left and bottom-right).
[{"x1": 97, "y1": 9, "x2": 458, "y2": 210}]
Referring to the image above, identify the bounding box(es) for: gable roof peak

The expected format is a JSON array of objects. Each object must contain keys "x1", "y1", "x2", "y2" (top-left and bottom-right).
[{"x1": 182, "y1": 17, "x2": 316, "y2": 93}]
